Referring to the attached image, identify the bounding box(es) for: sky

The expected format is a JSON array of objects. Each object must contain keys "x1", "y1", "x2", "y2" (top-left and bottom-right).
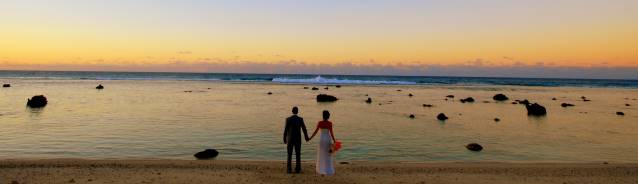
[{"x1": 0, "y1": 0, "x2": 637, "y2": 79}]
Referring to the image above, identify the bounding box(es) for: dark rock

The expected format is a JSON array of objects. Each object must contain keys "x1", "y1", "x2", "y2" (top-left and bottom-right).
[
  {"x1": 561, "y1": 103, "x2": 575, "y2": 107},
  {"x1": 552, "y1": 97, "x2": 557, "y2": 100},
  {"x1": 396, "y1": 89, "x2": 402, "y2": 92},
  {"x1": 616, "y1": 112, "x2": 625, "y2": 116},
  {"x1": 2, "y1": 84, "x2": 10, "y2": 87},
  {"x1": 581, "y1": 96, "x2": 591, "y2": 102},
  {"x1": 518, "y1": 99, "x2": 530, "y2": 105},
  {"x1": 267, "y1": 92, "x2": 273, "y2": 95},
  {"x1": 494, "y1": 118, "x2": 500, "y2": 122},
  {"x1": 436, "y1": 113, "x2": 448, "y2": 121},
  {"x1": 460, "y1": 97, "x2": 475, "y2": 103},
  {"x1": 335, "y1": 85, "x2": 341, "y2": 88},
  {"x1": 466, "y1": 143, "x2": 483, "y2": 151},
  {"x1": 316, "y1": 94, "x2": 338, "y2": 102},
  {"x1": 525, "y1": 103, "x2": 547, "y2": 116},
  {"x1": 626, "y1": 104, "x2": 631, "y2": 106},
  {"x1": 311, "y1": 87, "x2": 319, "y2": 90},
  {"x1": 184, "y1": 90, "x2": 192, "y2": 93},
  {"x1": 408, "y1": 93, "x2": 413, "y2": 97},
  {"x1": 365, "y1": 97, "x2": 372, "y2": 103},
  {"x1": 583, "y1": 99, "x2": 591, "y2": 102},
  {"x1": 422, "y1": 104, "x2": 433, "y2": 107},
  {"x1": 492, "y1": 94, "x2": 509, "y2": 101},
  {"x1": 482, "y1": 101, "x2": 491, "y2": 103},
  {"x1": 339, "y1": 161, "x2": 349, "y2": 164},
  {"x1": 446, "y1": 95, "x2": 455, "y2": 98},
  {"x1": 511, "y1": 102, "x2": 518, "y2": 104},
  {"x1": 69, "y1": 178, "x2": 75, "y2": 183},
  {"x1": 27, "y1": 95, "x2": 48, "y2": 108},
  {"x1": 194, "y1": 149, "x2": 219, "y2": 159},
  {"x1": 303, "y1": 87, "x2": 309, "y2": 89},
  {"x1": 324, "y1": 87, "x2": 329, "y2": 90},
  {"x1": 409, "y1": 114, "x2": 415, "y2": 119},
  {"x1": 95, "y1": 84, "x2": 104, "y2": 89}
]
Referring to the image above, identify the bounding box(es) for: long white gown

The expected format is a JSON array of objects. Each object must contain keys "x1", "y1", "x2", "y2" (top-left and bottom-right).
[{"x1": 316, "y1": 128, "x2": 335, "y2": 175}]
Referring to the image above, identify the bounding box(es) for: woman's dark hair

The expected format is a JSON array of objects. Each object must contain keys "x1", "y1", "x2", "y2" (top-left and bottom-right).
[{"x1": 322, "y1": 110, "x2": 330, "y2": 120}]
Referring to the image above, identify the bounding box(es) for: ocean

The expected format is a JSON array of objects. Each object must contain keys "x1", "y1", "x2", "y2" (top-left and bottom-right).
[
  {"x1": 1, "y1": 70, "x2": 637, "y2": 88},
  {"x1": 1, "y1": 70, "x2": 637, "y2": 162}
]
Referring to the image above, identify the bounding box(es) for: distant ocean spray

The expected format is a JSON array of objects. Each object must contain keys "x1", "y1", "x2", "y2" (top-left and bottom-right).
[{"x1": 1, "y1": 71, "x2": 637, "y2": 88}]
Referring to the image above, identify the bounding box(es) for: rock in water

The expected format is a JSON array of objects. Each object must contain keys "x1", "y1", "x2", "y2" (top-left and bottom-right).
[
  {"x1": 27, "y1": 95, "x2": 48, "y2": 108},
  {"x1": 616, "y1": 112, "x2": 625, "y2": 116},
  {"x1": 316, "y1": 94, "x2": 338, "y2": 102},
  {"x1": 561, "y1": 103, "x2": 575, "y2": 107},
  {"x1": 311, "y1": 87, "x2": 319, "y2": 90},
  {"x1": 409, "y1": 114, "x2": 415, "y2": 119},
  {"x1": 95, "y1": 84, "x2": 104, "y2": 89},
  {"x1": 460, "y1": 97, "x2": 475, "y2": 103},
  {"x1": 525, "y1": 103, "x2": 547, "y2": 116},
  {"x1": 492, "y1": 94, "x2": 509, "y2": 101},
  {"x1": 466, "y1": 143, "x2": 483, "y2": 151},
  {"x1": 436, "y1": 113, "x2": 448, "y2": 121},
  {"x1": 2, "y1": 84, "x2": 10, "y2": 87},
  {"x1": 194, "y1": 149, "x2": 219, "y2": 159},
  {"x1": 365, "y1": 97, "x2": 372, "y2": 103}
]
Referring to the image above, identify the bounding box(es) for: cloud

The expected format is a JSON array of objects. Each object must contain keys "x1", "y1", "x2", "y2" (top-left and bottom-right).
[{"x1": 1, "y1": 59, "x2": 637, "y2": 79}]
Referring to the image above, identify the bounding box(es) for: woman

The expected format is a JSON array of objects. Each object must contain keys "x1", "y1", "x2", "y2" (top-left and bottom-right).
[{"x1": 309, "y1": 110, "x2": 336, "y2": 175}]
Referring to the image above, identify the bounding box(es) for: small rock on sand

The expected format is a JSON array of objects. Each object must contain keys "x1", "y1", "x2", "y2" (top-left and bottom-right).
[
  {"x1": 561, "y1": 103, "x2": 575, "y2": 107},
  {"x1": 466, "y1": 143, "x2": 483, "y2": 151},
  {"x1": 194, "y1": 149, "x2": 219, "y2": 159},
  {"x1": 494, "y1": 118, "x2": 500, "y2": 122},
  {"x1": 96, "y1": 84, "x2": 104, "y2": 89},
  {"x1": 625, "y1": 104, "x2": 631, "y2": 106},
  {"x1": 422, "y1": 104, "x2": 433, "y2": 107},
  {"x1": 446, "y1": 95, "x2": 455, "y2": 98},
  {"x1": 311, "y1": 87, "x2": 319, "y2": 90},
  {"x1": 493, "y1": 94, "x2": 509, "y2": 101},
  {"x1": 267, "y1": 92, "x2": 272, "y2": 95},
  {"x1": 526, "y1": 103, "x2": 547, "y2": 116},
  {"x1": 303, "y1": 87, "x2": 309, "y2": 89},
  {"x1": 408, "y1": 93, "x2": 413, "y2": 97},
  {"x1": 460, "y1": 97, "x2": 475, "y2": 103},
  {"x1": 436, "y1": 113, "x2": 448, "y2": 121},
  {"x1": 409, "y1": 114, "x2": 415, "y2": 119},
  {"x1": 616, "y1": 112, "x2": 625, "y2": 116},
  {"x1": 2, "y1": 84, "x2": 10, "y2": 87},
  {"x1": 365, "y1": 98, "x2": 372, "y2": 103},
  {"x1": 316, "y1": 94, "x2": 338, "y2": 102},
  {"x1": 335, "y1": 85, "x2": 341, "y2": 88}
]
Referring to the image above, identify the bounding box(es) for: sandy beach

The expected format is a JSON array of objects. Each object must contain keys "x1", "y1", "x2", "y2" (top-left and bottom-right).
[{"x1": 0, "y1": 159, "x2": 636, "y2": 184}]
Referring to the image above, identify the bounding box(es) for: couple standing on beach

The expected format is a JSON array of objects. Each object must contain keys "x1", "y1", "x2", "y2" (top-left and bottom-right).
[{"x1": 284, "y1": 107, "x2": 338, "y2": 175}]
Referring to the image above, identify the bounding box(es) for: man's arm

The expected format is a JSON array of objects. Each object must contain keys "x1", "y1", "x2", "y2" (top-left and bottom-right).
[
  {"x1": 283, "y1": 118, "x2": 290, "y2": 144},
  {"x1": 301, "y1": 118, "x2": 309, "y2": 141}
]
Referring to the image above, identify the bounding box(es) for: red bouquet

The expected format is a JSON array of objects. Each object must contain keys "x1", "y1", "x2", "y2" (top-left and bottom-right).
[{"x1": 329, "y1": 140, "x2": 342, "y2": 153}]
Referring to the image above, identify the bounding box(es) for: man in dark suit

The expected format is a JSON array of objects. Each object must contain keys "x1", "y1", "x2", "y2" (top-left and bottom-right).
[{"x1": 283, "y1": 106, "x2": 310, "y2": 173}]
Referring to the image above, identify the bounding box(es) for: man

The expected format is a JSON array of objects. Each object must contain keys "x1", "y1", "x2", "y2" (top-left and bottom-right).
[{"x1": 283, "y1": 106, "x2": 309, "y2": 173}]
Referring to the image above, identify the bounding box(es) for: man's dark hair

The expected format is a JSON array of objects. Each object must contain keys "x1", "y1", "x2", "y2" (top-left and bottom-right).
[{"x1": 292, "y1": 106, "x2": 299, "y2": 114}]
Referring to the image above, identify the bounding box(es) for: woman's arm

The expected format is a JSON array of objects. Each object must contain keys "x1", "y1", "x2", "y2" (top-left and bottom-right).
[
  {"x1": 329, "y1": 127, "x2": 336, "y2": 143},
  {"x1": 309, "y1": 126, "x2": 319, "y2": 141}
]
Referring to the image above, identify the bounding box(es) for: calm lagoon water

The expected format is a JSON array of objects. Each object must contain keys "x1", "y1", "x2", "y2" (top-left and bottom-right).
[{"x1": 1, "y1": 76, "x2": 637, "y2": 162}]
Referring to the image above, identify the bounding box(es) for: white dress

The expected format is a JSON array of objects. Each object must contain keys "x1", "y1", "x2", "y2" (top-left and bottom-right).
[{"x1": 316, "y1": 128, "x2": 335, "y2": 175}]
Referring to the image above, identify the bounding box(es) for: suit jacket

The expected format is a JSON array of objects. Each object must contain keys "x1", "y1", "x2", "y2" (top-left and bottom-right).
[{"x1": 284, "y1": 115, "x2": 309, "y2": 144}]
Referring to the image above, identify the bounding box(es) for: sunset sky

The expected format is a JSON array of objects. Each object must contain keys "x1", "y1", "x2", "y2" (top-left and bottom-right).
[{"x1": 1, "y1": 0, "x2": 637, "y2": 78}]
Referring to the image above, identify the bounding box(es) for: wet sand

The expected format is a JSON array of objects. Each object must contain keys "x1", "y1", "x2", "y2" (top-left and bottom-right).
[{"x1": 1, "y1": 159, "x2": 637, "y2": 184}]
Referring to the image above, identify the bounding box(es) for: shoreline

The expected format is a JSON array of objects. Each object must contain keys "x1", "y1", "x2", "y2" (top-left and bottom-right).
[{"x1": 1, "y1": 159, "x2": 637, "y2": 184}]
